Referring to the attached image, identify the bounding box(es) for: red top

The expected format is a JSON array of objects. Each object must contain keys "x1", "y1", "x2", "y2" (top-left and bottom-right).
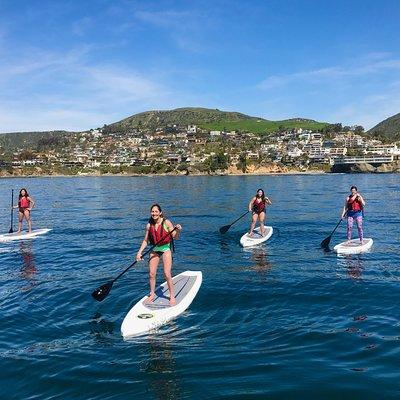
[
  {"x1": 253, "y1": 198, "x2": 266, "y2": 213},
  {"x1": 347, "y1": 195, "x2": 362, "y2": 212},
  {"x1": 148, "y1": 220, "x2": 172, "y2": 245},
  {"x1": 19, "y1": 197, "x2": 30, "y2": 208}
]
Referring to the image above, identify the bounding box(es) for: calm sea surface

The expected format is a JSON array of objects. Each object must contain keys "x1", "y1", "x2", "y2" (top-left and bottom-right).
[{"x1": 0, "y1": 174, "x2": 399, "y2": 399}]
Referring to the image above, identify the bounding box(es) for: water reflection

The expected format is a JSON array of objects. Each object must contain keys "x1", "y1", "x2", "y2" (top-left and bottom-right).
[
  {"x1": 19, "y1": 242, "x2": 37, "y2": 291},
  {"x1": 140, "y1": 335, "x2": 182, "y2": 400},
  {"x1": 89, "y1": 312, "x2": 115, "y2": 340},
  {"x1": 337, "y1": 254, "x2": 365, "y2": 280},
  {"x1": 243, "y1": 246, "x2": 273, "y2": 274}
]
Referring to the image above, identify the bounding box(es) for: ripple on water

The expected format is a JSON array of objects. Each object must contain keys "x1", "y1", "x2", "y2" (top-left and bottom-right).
[{"x1": 0, "y1": 174, "x2": 400, "y2": 399}]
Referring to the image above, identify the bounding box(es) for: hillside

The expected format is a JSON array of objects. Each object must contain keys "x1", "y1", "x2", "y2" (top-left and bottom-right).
[
  {"x1": 0, "y1": 108, "x2": 329, "y2": 151},
  {"x1": 367, "y1": 113, "x2": 400, "y2": 141},
  {"x1": 0, "y1": 131, "x2": 72, "y2": 151},
  {"x1": 105, "y1": 107, "x2": 329, "y2": 134}
]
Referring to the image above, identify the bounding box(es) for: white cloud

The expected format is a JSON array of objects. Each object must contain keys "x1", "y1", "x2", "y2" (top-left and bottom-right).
[
  {"x1": 0, "y1": 47, "x2": 173, "y2": 132},
  {"x1": 258, "y1": 56, "x2": 400, "y2": 90},
  {"x1": 71, "y1": 16, "x2": 95, "y2": 36},
  {"x1": 134, "y1": 10, "x2": 191, "y2": 28},
  {"x1": 331, "y1": 90, "x2": 400, "y2": 130}
]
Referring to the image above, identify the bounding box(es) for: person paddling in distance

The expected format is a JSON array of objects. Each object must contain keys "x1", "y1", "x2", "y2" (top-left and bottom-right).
[
  {"x1": 12, "y1": 188, "x2": 35, "y2": 233},
  {"x1": 248, "y1": 188, "x2": 272, "y2": 237},
  {"x1": 341, "y1": 186, "x2": 365, "y2": 244},
  {"x1": 136, "y1": 204, "x2": 182, "y2": 306}
]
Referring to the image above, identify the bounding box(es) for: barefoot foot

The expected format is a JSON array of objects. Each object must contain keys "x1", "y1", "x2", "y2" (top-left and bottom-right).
[
  {"x1": 144, "y1": 294, "x2": 155, "y2": 304},
  {"x1": 169, "y1": 297, "x2": 176, "y2": 306}
]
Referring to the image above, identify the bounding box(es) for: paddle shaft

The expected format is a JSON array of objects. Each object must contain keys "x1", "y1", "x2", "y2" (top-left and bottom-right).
[
  {"x1": 329, "y1": 218, "x2": 343, "y2": 238},
  {"x1": 111, "y1": 226, "x2": 178, "y2": 284},
  {"x1": 9, "y1": 189, "x2": 14, "y2": 233},
  {"x1": 230, "y1": 210, "x2": 250, "y2": 226}
]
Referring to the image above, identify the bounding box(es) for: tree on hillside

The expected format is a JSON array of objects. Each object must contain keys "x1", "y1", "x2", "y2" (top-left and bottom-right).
[
  {"x1": 237, "y1": 153, "x2": 247, "y2": 173},
  {"x1": 204, "y1": 152, "x2": 229, "y2": 172},
  {"x1": 18, "y1": 150, "x2": 37, "y2": 160},
  {"x1": 354, "y1": 125, "x2": 364, "y2": 134}
]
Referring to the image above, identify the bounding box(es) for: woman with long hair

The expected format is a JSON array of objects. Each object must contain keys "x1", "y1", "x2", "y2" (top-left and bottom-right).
[
  {"x1": 13, "y1": 188, "x2": 35, "y2": 233},
  {"x1": 341, "y1": 186, "x2": 365, "y2": 243},
  {"x1": 248, "y1": 188, "x2": 272, "y2": 237},
  {"x1": 136, "y1": 204, "x2": 182, "y2": 306}
]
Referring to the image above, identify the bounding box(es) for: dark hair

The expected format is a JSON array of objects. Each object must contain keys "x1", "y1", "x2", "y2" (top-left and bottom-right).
[
  {"x1": 256, "y1": 188, "x2": 265, "y2": 201},
  {"x1": 149, "y1": 203, "x2": 164, "y2": 224},
  {"x1": 350, "y1": 186, "x2": 358, "y2": 191},
  {"x1": 19, "y1": 188, "x2": 29, "y2": 199}
]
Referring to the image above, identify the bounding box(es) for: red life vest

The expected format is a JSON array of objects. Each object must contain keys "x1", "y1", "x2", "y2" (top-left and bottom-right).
[
  {"x1": 148, "y1": 219, "x2": 172, "y2": 245},
  {"x1": 347, "y1": 195, "x2": 362, "y2": 212},
  {"x1": 19, "y1": 196, "x2": 30, "y2": 208},
  {"x1": 253, "y1": 198, "x2": 266, "y2": 213}
]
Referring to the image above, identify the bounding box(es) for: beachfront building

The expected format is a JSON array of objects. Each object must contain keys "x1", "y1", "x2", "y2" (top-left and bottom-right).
[
  {"x1": 365, "y1": 144, "x2": 400, "y2": 155},
  {"x1": 327, "y1": 147, "x2": 347, "y2": 157},
  {"x1": 332, "y1": 155, "x2": 395, "y2": 165}
]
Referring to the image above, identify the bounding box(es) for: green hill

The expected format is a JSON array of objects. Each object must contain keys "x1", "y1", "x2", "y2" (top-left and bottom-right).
[
  {"x1": 367, "y1": 113, "x2": 400, "y2": 141},
  {"x1": 0, "y1": 131, "x2": 72, "y2": 151},
  {"x1": 105, "y1": 107, "x2": 329, "y2": 134}
]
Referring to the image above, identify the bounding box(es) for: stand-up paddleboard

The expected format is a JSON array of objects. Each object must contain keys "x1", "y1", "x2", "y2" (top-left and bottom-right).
[
  {"x1": 0, "y1": 228, "x2": 52, "y2": 242},
  {"x1": 240, "y1": 226, "x2": 273, "y2": 247},
  {"x1": 121, "y1": 270, "x2": 202, "y2": 338},
  {"x1": 333, "y1": 238, "x2": 373, "y2": 254}
]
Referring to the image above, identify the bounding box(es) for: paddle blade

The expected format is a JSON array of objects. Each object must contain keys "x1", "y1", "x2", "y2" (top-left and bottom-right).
[
  {"x1": 8, "y1": 227, "x2": 13, "y2": 234},
  {"x1": 92, "y1": 281, "x2": 113, "y2": 302},
  {"x1": 320, "y1": 236, "x2": 331, "y2": 249},
  {"x1": 219, "y1": 224, "x2": 231, "y2": 234}
]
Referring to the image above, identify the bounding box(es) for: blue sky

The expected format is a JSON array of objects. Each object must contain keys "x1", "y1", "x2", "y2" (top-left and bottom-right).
[{"x1": 0, "y1": 0, "x2": 399, "y2": 132}]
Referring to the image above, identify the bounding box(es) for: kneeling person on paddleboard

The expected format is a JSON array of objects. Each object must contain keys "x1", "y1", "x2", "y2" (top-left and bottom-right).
[
  {"x1": 248, "y1": 188, "x2": 272, "y2": 237},
  {"x1": 341, "y1": 186, "x2": 365, "y2": 243},
  {"x1": 136, "y1": 204, "x2": 182, "y2": 306}
]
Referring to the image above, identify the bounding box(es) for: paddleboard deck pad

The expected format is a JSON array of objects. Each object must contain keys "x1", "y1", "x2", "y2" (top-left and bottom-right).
[
  {"x1": 121, "y1": 270, "x2": 202, "y2": 338},
  {"x1": 240, "y1": 226, "x2": 273, "y2": 247},
  {"x1": 0, "y1": 228, "x2": 52, "y2": 242},
  {"x1": 333, "y1": 238, "x2": 373, "y2": 254}
]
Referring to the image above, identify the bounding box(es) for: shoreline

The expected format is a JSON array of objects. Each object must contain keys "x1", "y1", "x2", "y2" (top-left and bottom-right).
[{"x1": 0, "y1": 170, "x2": 328, "y2": 179}]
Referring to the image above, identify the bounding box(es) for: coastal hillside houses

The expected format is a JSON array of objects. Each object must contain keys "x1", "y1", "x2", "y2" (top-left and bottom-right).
[
  {"x1": 365, "y1": 144, "x2": 400, "y2": 155},
  {"x1": 1, "y1": 121, "x2": 399, "y2": 174},
  {"x1": 332, "y1": 155, "x2": 395, "y2": 165}
]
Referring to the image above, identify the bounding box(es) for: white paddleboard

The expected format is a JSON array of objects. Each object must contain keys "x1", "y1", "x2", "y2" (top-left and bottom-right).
[
  {"x1": 0, "y1": 228, "x2": 52, "y2": 242},
  {"x1": 121, "y1": 270, "x2": 202, "y2": 338},
  {"x1": 240, "y1": 226, "x2": 273, "y2": 247},
  {"x1": 333, "y1": 238, "x2": 373, "y2": 254}
]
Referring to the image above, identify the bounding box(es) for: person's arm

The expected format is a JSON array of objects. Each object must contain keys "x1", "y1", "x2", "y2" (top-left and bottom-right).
[
  {"x1": 248, "y1": 197, "x2": 255, "y2": 212},
  {"x1": 28, "y1": 197, "x2": 35, "y2": 210},
  {"x1": 341, "y1": 198, "x2": 348, "y2": 218},
  {"x1": 166, "y1": 219, "x2": 182, "y2": 239},
  {"x1": 136, "y1": 224, "x2": 150, "y2": 260},
  {"x1": 265, "y1": 196, "x2": 272, "y2": 205},
  {"x1": 357, "y1": 194, "x2": 365, "y2": 207}
]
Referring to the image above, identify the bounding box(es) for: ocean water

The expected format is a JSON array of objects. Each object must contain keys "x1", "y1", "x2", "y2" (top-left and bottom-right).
[{"x1": 0, "y1": 174, "x2": 399, "y2": 399}]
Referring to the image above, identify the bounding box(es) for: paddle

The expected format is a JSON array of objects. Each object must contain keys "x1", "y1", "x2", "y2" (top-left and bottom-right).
[
  {"x1": 219, "y1": 210, "x2": 250, "y2": 234},
  {"x1": 320, "y1": 218, "x2": 343, "y2": 249},
  {"x1": 92, "y1": 226, "x2": 178, "y2": 302},
  {"x1": 9, "y1": 189, "x2": 14, "y2": 234}
]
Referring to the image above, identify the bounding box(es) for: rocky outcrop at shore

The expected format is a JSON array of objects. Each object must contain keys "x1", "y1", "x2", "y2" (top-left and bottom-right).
[{"x1": 331, "y1": 161, "x2": 400, "y2": 173}]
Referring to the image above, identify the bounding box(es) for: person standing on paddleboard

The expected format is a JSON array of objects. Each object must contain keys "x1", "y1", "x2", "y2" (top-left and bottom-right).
[
  {"x1": 12, "y1": 188, "x2": 35, "y2": 233},
  {"x1": 248, "y1": 189, "x2": 272, "y2": 237},
  {"x1": 341, "y1": 186, "x2": 365, "y2": 243},
  {"x1": 136, "y1": 204, "x2": 182, "y2": 306}
]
